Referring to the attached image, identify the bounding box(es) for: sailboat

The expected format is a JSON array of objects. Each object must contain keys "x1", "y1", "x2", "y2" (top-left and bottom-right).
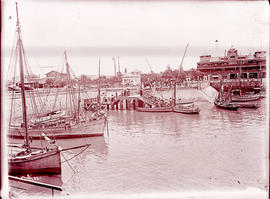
[
  {"x1": 231, "y1": 61, "x2": 260, "y2": 102},
  {"x1": 172, "y1": 81, "x2": 200, "y2": 114},
  {"x1": 7, "y1": 13, "x2": 107, "y2": 140},
  {"x1": 214, "y1": 80, "x2": 238, "y2": 111},
  {"x1": 172, "y1": 43, "x2": 200, "y2": 114},
  {"x1": 8, "y1": 3, "x2": 61, "y2": 175}
]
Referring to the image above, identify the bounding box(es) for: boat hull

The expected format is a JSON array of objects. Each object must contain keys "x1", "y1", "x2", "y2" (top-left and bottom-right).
[
  {"x1": 9, "y1": 148, "x2": 61, "y2": 175},
  {"x1": 8, "y1": 118, "x2": 106, "y2": 139},
  {"x1": 214, "y1": 101, "x2": 238, "y2": 110},
  {"x1": 176, "y1": 101, "x2": 194, "y2": 105},
  {"x1": 216, "y1": 104, "x2": 238, "y2": 110},
  {"x1": 173, "y1": 108, "x2": 200, "y2": 114},
  {"x1": 231, "y1": 95, "x2": 260, "y2": 102},
  {"x1": 136, "y1": 107, "x2": 173, "y2": 112},
  {"x1": 231, "y1": 102, "x2": 259, "y2": 108}
]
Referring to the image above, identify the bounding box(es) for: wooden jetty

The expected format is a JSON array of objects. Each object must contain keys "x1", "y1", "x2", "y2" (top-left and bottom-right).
[
  {"x1": 9, "y1": 175, "x2": 62, "y2": 197},
  {"x1": 102, "y1": 91, "x2": 167, "y2": 111}
]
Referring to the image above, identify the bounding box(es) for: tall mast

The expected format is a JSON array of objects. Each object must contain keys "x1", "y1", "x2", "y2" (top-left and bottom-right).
[
  {"x1": 113, "y1": 57, "x2": 117, "y2": 77},
  {"x1": 98, "y1": 58, "x2": 101, "y2": 106},
  {"x1": 64, "y1": 51, "x2": 77, "y2": 118},
  {"x1": 174, "y1": 43, "x2": 189, "y2": 106},
  {"x1": 77, "y1": 83, "x2": 81, "y2": 122},
  {"x1": 177, "y1": 43, "x2": 189, "y2": 79},
  {"x1": 239, "y1": 59, "x2": 242, "y2": 95},
  {"x1": 260, "y1": 63, "x2": 262, "y2": 92},
  {"x1": 117, "y1": 56, "x2": 120, "y2": 76},
  {"x1": 16, "y1": 2, "x2": 29, "y2": 147},
  {"x1": 146, "y1": 58, "x2": 153, "y2": 74},
  {"x1": 173, "y1": 79, "x2": 177, "y2": 106}
]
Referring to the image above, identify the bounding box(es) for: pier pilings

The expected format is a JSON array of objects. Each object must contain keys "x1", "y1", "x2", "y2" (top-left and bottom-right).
[{"x1": 105, "y1": 95, "x2": 148, "y2": 111}]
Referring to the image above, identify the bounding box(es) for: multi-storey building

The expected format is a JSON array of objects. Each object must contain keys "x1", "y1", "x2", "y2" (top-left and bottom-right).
[{"x1": 197, "y1": 48, "x2": 266, "y2": 80}]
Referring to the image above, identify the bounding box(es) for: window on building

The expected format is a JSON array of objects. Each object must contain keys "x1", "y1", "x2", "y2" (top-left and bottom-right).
[
  {"x1": 212, "y1": 75, "x2": 219, "y2": 79},
  {"x1": 230, "y1": 73, "x2": 237, "y2": 79},
  {"x1": 258, "y1": 72, "x2": 266, "y2": 78},
  {"x1": 248, "y1": 60, "x2": 256, "y2": 64},
  {"x1": 222, "y1": 75, "x2": 227, "y2": 79},
  {"x1": 249, "y1": 73, "x2": 258, "y2": 78},
  {"x1": 241, "y1": 73, "x2": 247, "y2": 78}
]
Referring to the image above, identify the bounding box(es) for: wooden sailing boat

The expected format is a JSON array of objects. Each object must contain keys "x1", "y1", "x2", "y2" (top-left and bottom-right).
[
  {"x1": 214, "y1": 80, "x2": 238, "y2": 111},
  {"x1": 8, "y1": 3, "x2": 61, "y2": 175},
  {"x1": 173, "y1": 43, "x2": 200, "y2": 114},
  {"x1": 8, "y1": 52, "x2": 107, "y2": 139},
  {"x1": 231, "y1": 60, "x2": 260, "y2": 102},
  {"x1": 8, "y1": 16, "x2": 107, "y2": 141}
]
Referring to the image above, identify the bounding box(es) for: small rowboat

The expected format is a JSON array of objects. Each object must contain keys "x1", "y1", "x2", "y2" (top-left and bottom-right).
[
  {"x1": 173, "y1": 104, "x2": 200, "y2": 114},
  {"x1": 136, "y1": 107, "x2": 173, "y2": 112},
  {"x1": 173, "y1": 107, "x2": 200, "y2": 114}
]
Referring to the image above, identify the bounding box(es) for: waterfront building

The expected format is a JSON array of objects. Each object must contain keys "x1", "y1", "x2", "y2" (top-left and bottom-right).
[
  {"x1": 122, "y1": 69, "x2": 141, "y2": 87},
  {"x1": 45, "y1": 70, "x2": 70, "y2": 87},
  {"x1": 197, "y1": 48, "x2": 266, "y2": 80},
  {"x1": 45, "y1": 70, "x2": 69, "y2": 80}
]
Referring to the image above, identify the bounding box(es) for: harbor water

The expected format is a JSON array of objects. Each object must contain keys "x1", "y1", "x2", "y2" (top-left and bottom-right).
[{"x1": 7, "y1": 91, "x2": 268, "y2": 198}]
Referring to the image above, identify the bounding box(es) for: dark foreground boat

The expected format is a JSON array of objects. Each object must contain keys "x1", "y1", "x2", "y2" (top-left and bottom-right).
[
  {"x1": 8, "y1": 144, "x2": 61, "y2": 175},
  {"x1": 8, "y1": 3, "x2": 61, "y2": 176},
  {"x1": 214, "y1": 100, "x2": 238, "y2": 110}
]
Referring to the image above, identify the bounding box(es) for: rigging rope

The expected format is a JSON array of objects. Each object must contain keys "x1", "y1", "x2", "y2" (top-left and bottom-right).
[
  {"x1": 9, "y1": 41, "x2": 20, "y2": 126},
  {"x1": 6, "y1": 31, "x2": 18, "y2": 81}
]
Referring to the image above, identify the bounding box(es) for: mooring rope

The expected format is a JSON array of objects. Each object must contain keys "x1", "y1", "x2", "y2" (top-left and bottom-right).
[{"x1": 61, "y1": 144, "x2": 90, "y2": 163}]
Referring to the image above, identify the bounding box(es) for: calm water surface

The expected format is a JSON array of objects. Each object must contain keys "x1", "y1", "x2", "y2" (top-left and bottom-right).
[{"x1": 9, "y1": 99, "x2": 268, "y2": 198}]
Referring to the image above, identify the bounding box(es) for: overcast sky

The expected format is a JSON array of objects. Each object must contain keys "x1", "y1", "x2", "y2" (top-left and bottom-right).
[{"x1": 2, "y1": 0, "x2": 269, "y2": 77}]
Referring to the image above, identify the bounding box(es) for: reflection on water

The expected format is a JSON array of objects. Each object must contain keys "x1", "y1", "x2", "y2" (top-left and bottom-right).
[{"x1": 8, "y1": 99, "x2": 268, "y2": 198}]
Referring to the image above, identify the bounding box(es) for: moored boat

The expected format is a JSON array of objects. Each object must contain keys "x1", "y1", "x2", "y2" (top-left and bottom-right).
[
  {"x1": 8, "y1": 51, "x2": 107, "y2": 140},
  {"x1": 231, "y1": 102, "x2": 259, "y2": 108},
  {"x1": 8, "y1": 144, "x2": 61, "y2": 175},
  {"x1": 231, "y1": 94, "x2": 260, "y2": 102},
  {"x1": 214, "y1": 99, "x2": 238, "y2": 110},
  {"x1": 9, "y1": 117, "x2": 106, "y2": 139},
  {"x1": 172, "y1": 43, "x2": 200, "y2": 114},
  {"x1": 176, "y1": 100, "x2": 194, "y2": 105},
  {"x1": 214, "y1": 79, "x2": 239, "y2": 111},
  {"x1": 136, "y1": 106, "x2": 173, "y2": 112},
  {"x1": 173, "y1": 105, "x2": 200, "y2": 114},
  {"x1": 8, "y1": 3, "x2": 61, "y2": 176}
]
